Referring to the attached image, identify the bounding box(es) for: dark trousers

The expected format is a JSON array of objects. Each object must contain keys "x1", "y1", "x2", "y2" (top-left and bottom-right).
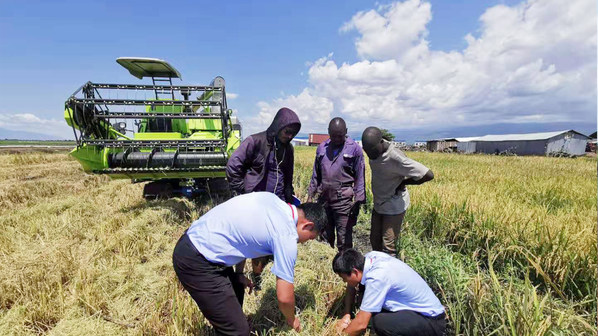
[
  {"x1": 370, "y1": 209, "x2": 406, "y2": 257},
  {"x1": 323, "y1": 203, "x2": 358, "y2": 251},
  {"x1": 172, "y1": 234, "x2": 248, "y2": 336},
  {"x1": 372, "y1": 310, "x2": 446, "y2": 336}
]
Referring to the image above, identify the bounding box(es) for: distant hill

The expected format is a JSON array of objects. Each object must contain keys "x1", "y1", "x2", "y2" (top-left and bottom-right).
[{"x1": 0, "y1": 128, "x2": 73, "y2": 141}]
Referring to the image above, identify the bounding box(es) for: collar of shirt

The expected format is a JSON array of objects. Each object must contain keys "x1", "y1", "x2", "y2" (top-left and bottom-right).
[
  {"x1": 360, "y1": 255, "x2": 375, "y2": 285},
  {"x1": 289, "y1": 204, "x2": 298, "y2": 226},
  {"x1": 324, "y1": 139, "x2": 346, "y2": 156},
  {"x1": 369, "y1": 140, "x2": 392, "y2": 163}
]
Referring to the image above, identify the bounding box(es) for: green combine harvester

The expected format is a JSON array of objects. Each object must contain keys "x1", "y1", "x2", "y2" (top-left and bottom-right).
[{"x1": 64, "y1": 57, "x2": 242, "y2": 198}]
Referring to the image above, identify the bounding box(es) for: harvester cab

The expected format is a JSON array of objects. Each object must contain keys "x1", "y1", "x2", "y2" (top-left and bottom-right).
[{"x1": 64, "y1": 57, "x2": 242, "y2": 199}]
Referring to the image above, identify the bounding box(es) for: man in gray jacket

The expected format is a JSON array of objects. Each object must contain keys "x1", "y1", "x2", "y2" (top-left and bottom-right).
[{"x1": 362, "y1": 127, "x2": 434, "y2": 257}]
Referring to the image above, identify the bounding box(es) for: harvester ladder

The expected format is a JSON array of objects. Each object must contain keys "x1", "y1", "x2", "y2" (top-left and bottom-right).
[{"x1": 151, "y1": 76, "x2": 175, "y2": 131}]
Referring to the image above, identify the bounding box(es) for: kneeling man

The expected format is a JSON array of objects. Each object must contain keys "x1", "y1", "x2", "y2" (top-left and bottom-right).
[
  {"x1": 333, "y1": 249, "x2": 446, "y2": 336},
  {"x1": 173, "y1": 192, "x2": 327, "y2": 336}
]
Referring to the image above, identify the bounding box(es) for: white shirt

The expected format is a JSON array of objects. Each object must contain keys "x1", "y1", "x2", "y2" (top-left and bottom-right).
[
  {"x1": 369, "y1": 141, "x2": 429, "y2": 215},
  {"x1": 360, "y1": 252, "x2": 445, "y2": 316},
  {"x1": 186, "y1": 192, "x2": 299, "y2": 283}
]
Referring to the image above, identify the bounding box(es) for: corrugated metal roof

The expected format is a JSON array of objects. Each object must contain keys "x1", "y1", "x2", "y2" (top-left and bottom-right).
[
  {"x1": 309, "y1": 133, "x2": 330, "y2": 144},
  {"x1": 455, "y1": 136, "x2": 481, "y2": 142},
  {"x1": 473, "y1": 130, "x2": 582, "y2": 142},
  {"x1": 428, "y1": 138, "x2": 457, "y2": 142}
]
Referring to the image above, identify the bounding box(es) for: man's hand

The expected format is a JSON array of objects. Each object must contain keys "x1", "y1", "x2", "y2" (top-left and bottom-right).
[
  {"x1": 394, "y1": 182, "x2": 406, "y2": 195},
  {"x1": 236, "y1": 274, "x2": 255, "y2": 294},
  {"x1": 250, "y1": 272, "x2": 263, "y2": 291},
  {"x1": 307, "y1": 196, "x2": 313, "y2": 203},
  {"x1": 286, "y1": 316, "x2": 301, "y2": 332},
  {"x1": 349, "y1": 201, "x2": 361, "y2": 218},
  {"x1": 336, "y1": 314, "x2": 351, "y2": 333}
]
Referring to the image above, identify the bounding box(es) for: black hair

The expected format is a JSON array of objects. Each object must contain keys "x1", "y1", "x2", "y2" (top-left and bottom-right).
[
  {"x1": 332, "y1": 248, "x2": 365, "y2": 276},
  {"x1": 296, "y1": 202, "x2": 327, "y2": 232}
]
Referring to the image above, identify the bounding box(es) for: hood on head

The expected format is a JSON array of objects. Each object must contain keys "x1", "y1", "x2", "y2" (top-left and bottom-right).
[{"x1": 266, "y1": 107, "x2": 301, "y2": 141}]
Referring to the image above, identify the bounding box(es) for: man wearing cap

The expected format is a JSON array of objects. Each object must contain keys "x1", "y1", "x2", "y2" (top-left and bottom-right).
[
  {"x1": 361, "y1": 127, "x2": 434, "y2": 257},
  {"x1": 307, "y1": 117, "x2": 365, "y2": 251},
  {"x1": 172, "y1": 192, "x2": 327, "y2": 336},
  {"x1": 333, "y1": 248, "x2": 446, "y2": 336}
]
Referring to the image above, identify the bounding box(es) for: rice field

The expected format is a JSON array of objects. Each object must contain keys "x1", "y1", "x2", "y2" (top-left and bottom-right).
[{"x1": 0, "y1": 147, "x2": 595, "y2": 335}]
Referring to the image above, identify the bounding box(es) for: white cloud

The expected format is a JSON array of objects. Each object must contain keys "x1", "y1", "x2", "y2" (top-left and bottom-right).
[
  {"x1": 246, "y1": 89, "x2": 333, "y2": 135},
  {"x1": 226, "y1": 92, "x2": 239, "y2": 100},
  {"x1": 340, "y1": 0, "x2": 432, "y2": 63},
  {"x1": 0, "y1": 113, "x2": 73, "y2": 139},
  {"x1": 257, "y1": 0, "x2": 596, "y2": 134}
]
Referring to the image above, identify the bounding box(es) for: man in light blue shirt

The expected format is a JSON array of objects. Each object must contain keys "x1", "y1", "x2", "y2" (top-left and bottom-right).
[
  {"x1": 333, "y1": 249, "x2": 446, "y2": 336},
  {"x1": 172, "y1": 192, "x2": 327, "y2": 336}
]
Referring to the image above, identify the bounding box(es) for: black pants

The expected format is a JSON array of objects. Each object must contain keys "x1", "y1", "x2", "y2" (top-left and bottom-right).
[
  {"x1": 322, "y1": 201, "x2": 358, "y2": 251},
  {"x1": 172, "y1": 234, "x2": 248, "y2": 336},
  {"x1": 372, "y1": 310, "x2": 446, "y2": 336}
]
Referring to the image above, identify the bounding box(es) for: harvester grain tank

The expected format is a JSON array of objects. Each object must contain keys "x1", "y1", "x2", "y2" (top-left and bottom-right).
[{"x1": 64, "y1": 57, "x2": 242, "y2": 198}]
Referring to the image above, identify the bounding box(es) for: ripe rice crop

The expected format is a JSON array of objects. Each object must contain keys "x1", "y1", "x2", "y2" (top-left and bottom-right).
[{"x1": 0, "y1": 148, "x2": 595, "y2": 335}]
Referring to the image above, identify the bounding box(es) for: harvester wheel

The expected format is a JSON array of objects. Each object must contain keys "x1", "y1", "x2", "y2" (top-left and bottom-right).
[{"x1": 143, "y1": 180, "x2": 174, "y2": 200}]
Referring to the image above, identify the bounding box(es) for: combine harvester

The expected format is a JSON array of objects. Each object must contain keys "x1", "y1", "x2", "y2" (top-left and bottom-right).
[{"x1": 64, "y1": 57, "x2": 242, "y2": 199}]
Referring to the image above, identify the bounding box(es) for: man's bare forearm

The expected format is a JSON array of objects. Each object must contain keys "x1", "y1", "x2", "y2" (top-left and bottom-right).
[
  {"x1": 401, "y1": 169, "x2": 434, "y2": 188},
  {"x1": 276, "y1": 278, "x2": 296, "y2": 323},
  {"x1": 235, "y1": 260, "x2": 246, "y2": 274},
  {"x1": 343, "y1": 285, "x2": 356, "y2": 316},
  {"x1": 344, "y1": 311, "x2": 371, "y2": 335}
]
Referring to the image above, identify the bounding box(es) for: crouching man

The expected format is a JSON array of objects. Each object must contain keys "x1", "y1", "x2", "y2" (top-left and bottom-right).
[
  {"x1": 173, "y1": 192, "x2": 327, "y2": 336},
  {"x1": 333, "y1": 249, "x2": 446, "y2": 336}
]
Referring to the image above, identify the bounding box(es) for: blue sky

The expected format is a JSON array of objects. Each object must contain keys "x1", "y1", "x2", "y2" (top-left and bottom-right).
[{"x1": 0, "y1": 0, "x2": 595, "y2": 141}]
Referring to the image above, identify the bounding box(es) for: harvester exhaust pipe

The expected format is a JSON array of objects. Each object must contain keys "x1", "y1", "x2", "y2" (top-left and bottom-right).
[{"x1": 109, "y1": 151, "x2": 227, "y2": 169}]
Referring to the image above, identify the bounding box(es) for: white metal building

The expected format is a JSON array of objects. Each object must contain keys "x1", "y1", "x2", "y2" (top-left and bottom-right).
[
  {"x1": 291, "y1": 138, "x2": 309, "y2": 147},
  {"x1": 456, "y1": 130, "x2": 589, "y2": 156}
]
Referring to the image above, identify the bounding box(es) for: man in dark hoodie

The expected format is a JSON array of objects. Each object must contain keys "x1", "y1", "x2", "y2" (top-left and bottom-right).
[
  {"x1": 226, "y1": 107, "x2": 301, "y2": 289},
  {"x1": 226, "y1": 107, "x2": 301, "y2": 203}
]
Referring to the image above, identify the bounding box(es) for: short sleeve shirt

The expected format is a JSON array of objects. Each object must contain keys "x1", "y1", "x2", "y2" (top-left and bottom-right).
[
  {"x1": 369, "y1": 141, "x2": 429, "y2": 215},
  {"x1": 359, "y1": 252, "x2": 445, "y2": 316},
  {"x1": 186, "y1": 192, "x2": 298, "y2": 283}
]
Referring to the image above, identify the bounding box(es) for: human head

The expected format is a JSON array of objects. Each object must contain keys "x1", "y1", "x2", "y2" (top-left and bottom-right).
[
  {"x1": 295, "y1": 203, "x2": 327, "y2": 243},
  {"x1": 266, "y1": 107, "x2": 301, "y2": 144},
  {"x1": 278, "y1": 123, "x2": 300, "y2": 144},
  {"x1": 332, "y1": 248, "x2": 365, "y2": 287},
  {"x1": 328, "y1": 117, "x2": 347, "y2": 147},
  {"x1": 361, "y1": 126, "x2": 386, "y2": 160}
]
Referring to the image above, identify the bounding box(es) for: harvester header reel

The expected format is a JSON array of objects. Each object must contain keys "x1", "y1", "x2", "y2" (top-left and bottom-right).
[{"x1": 64, "y1": 57, "x2": 242, "y2": 195}]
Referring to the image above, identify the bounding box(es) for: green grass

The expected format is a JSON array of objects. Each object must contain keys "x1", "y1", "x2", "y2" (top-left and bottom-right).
[{"x1": 0, "y1": 148, "x2": 595, "y2": 335}]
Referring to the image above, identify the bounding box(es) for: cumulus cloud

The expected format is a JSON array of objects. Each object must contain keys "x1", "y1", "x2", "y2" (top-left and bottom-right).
[
  {"x1": 258, "y1": 0, "x2": 596, "y2": 134},
  {"x1": 226, "y1": 92, "x2": 239, "y2": 100},
  {"x1": 0, "y1": 113, "x2": 73, "y2": 139},
  {"x1": 245, "y1": 88, "x2": 334, "y2": 135},
  {"x1": 340, "y1": 0, "x2": 432, "y2": 63}
]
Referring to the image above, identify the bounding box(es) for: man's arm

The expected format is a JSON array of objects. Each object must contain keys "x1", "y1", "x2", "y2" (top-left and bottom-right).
[
  {"x1": 343, "y1": 285, "x2": 357, "y2": 316},
  {"x1": 233, "y1": 260, "x2": 254, "y2": 294},
  {"x1": 396, "y1": 169, "x2": 434, "y2": 193},
  {"x1": 283, "y1": 146, "x2": 295, "y2": 203},
  {"x1": 307, "y1": 152, "x2": 321, "y2": 202},
  {"x1": 343, "y1": 311, "x2": 372, "y2": 336},
  {"x1": 235, "y1": 260, "x2": 246, "y2": 274},
  {"x1": 225, "y1": 137, "x2": 254, "y2": 194},
  {"x1": 276, "y1": 277, "x2": 300, "y2": 331},
  {"x1": 352, "y1": 147, "x2": 366, "y2": 203},
  {"x1": 336, "y1": 285, "x2": 357, "y2": 332}
]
